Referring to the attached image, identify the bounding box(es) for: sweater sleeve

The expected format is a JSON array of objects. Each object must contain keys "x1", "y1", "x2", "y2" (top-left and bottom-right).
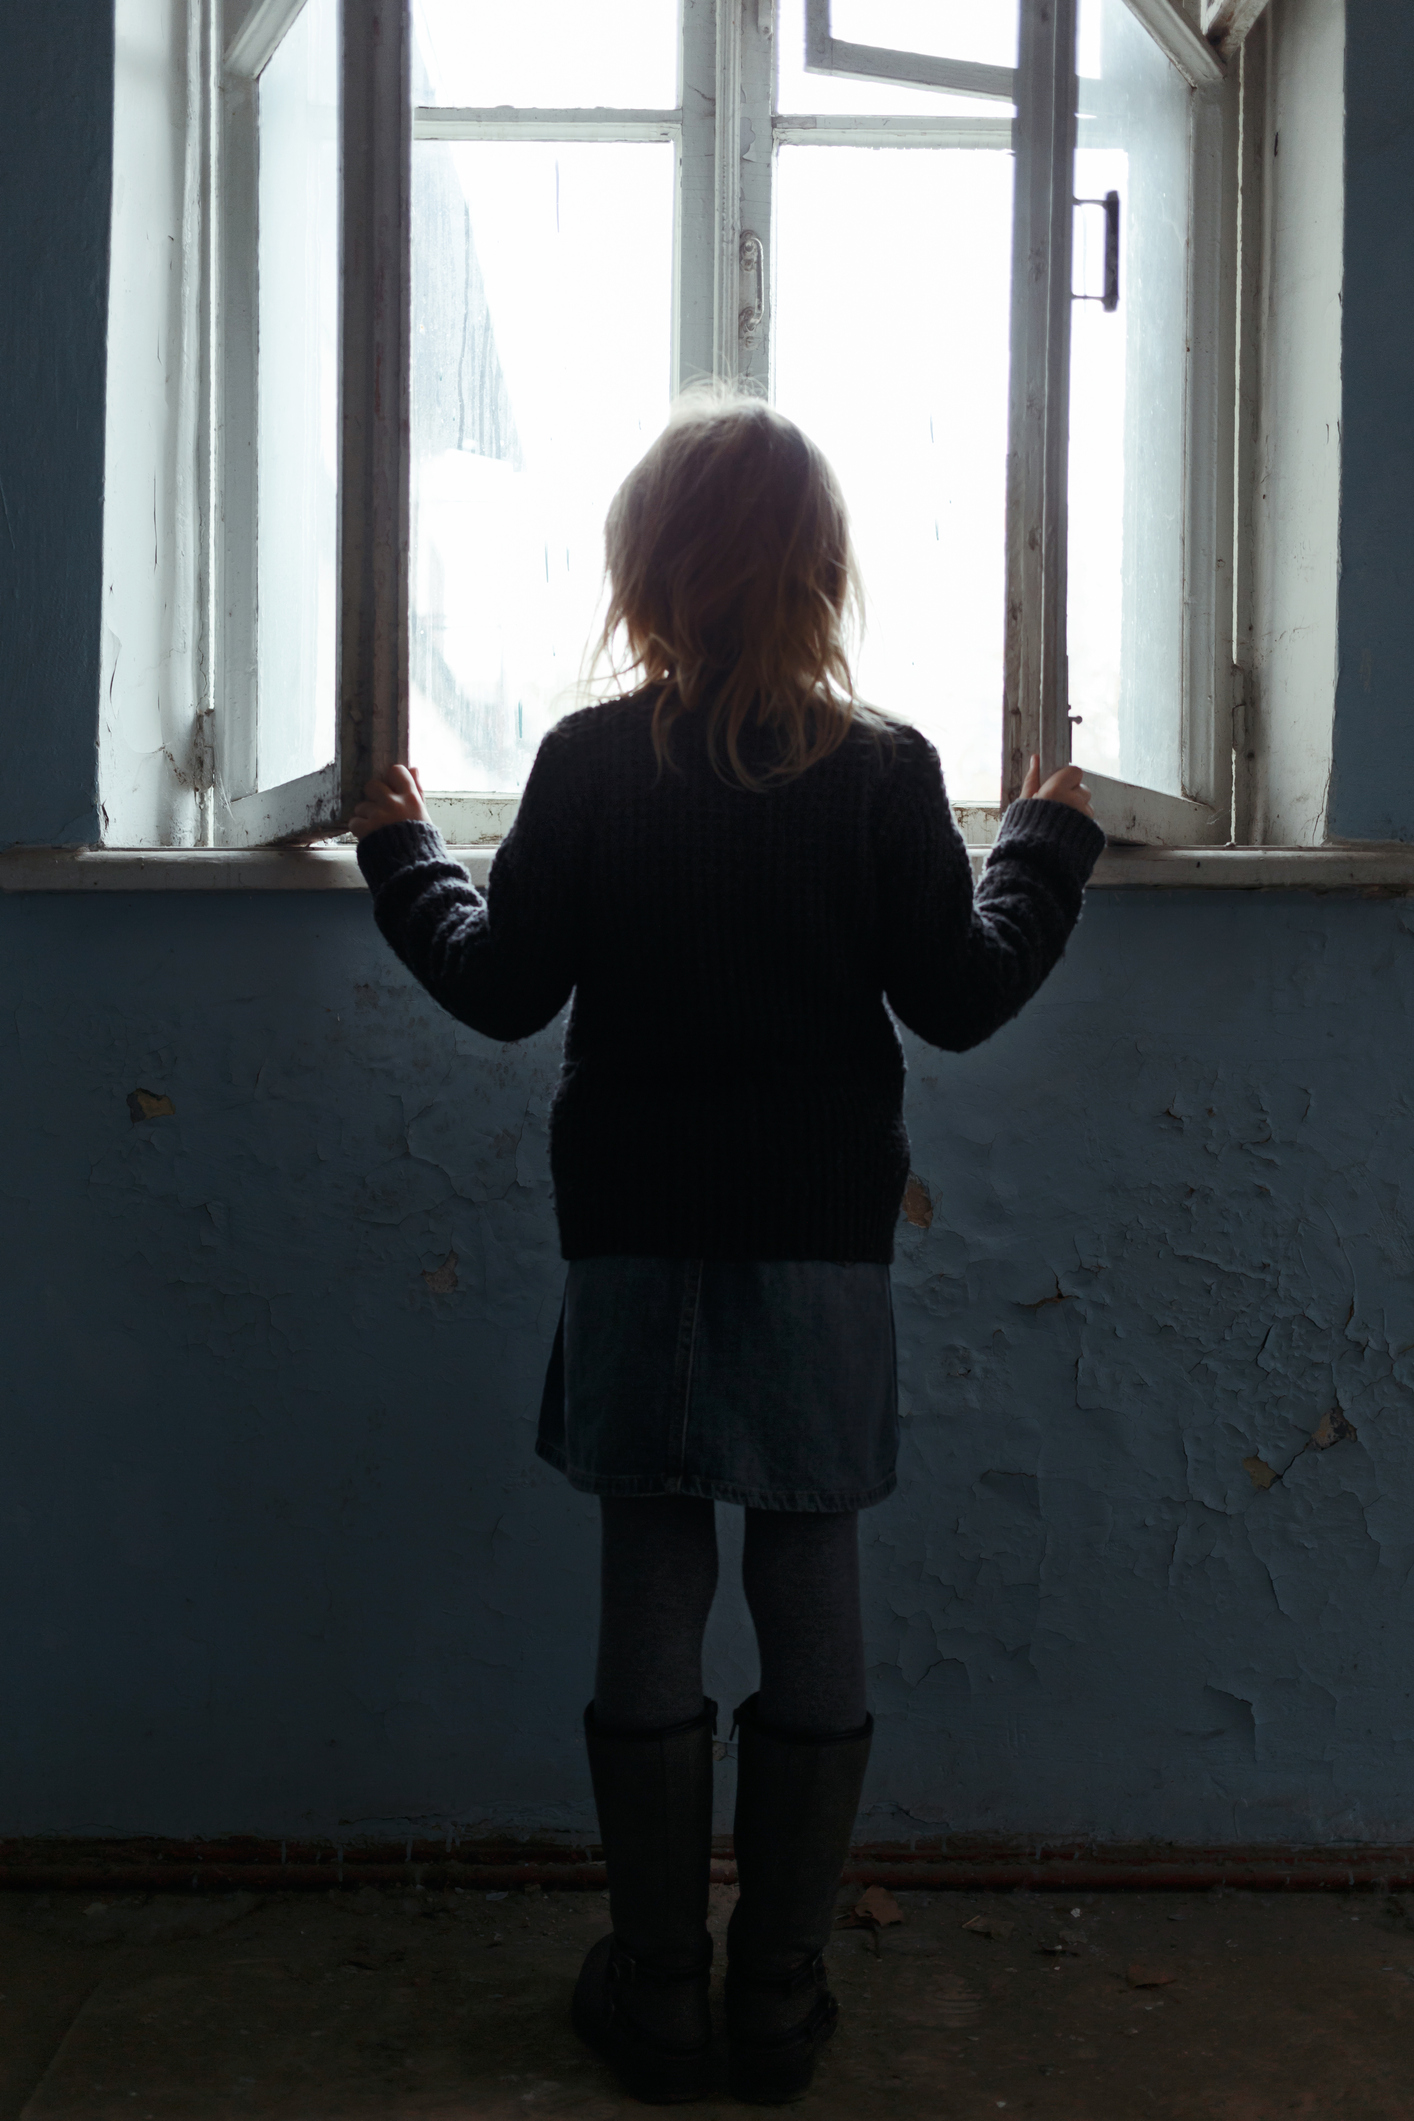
[
  {"x1": 875, "y1": 728, "x2": 1105, "y2": 1053},
  {"x1": 355, "y1": 721, "x2": 586, "y2": 1041}
]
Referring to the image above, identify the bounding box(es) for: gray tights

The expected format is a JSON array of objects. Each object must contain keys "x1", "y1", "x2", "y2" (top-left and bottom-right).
[{"x1": 594, "y1": 1494, "x2": 866, "y2": 1737}]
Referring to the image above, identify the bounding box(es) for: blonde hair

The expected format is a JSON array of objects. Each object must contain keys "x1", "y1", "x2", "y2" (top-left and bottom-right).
[{"x1": 594, "y1": 386, "x2": 868, "y2": 788}]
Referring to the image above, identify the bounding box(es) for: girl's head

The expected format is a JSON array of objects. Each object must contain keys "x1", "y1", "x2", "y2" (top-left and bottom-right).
[{"x1": 597, "y1": 387, "x2": 867, "y2": 786}]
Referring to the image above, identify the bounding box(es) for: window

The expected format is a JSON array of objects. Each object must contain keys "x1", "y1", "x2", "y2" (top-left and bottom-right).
[
  {"x1": 790, "y1": 0, "x2": 1229, "y2": 845},
  {"x1": 214, "y1": 0, "x2": 1240, "y2": 849}
]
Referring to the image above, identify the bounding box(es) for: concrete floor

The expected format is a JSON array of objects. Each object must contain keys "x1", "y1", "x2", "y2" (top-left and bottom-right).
[{"x1": 3, "y1": 1882, "x2": 1413, "y2": 2118}]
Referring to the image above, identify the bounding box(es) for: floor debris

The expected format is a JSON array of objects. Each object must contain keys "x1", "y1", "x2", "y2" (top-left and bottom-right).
[
  {"x1": 962, "y1": 1913, "x2": 1016, "y2": 1940},
  {"x1": 838, "y1": 1884, "x2": 904, "y2": 1931},
  {"x1": 3, "y1": 1883, "x2": 1412, "y2": 2117}
]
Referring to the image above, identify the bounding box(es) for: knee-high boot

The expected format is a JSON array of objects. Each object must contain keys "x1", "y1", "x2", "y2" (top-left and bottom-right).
[
  {"x1": 572, "y1": 1697, "x2": 717, "y2": 2104},
  {"x1": 725, "y1": 1692, "x2": 873, "y2": 2104}
]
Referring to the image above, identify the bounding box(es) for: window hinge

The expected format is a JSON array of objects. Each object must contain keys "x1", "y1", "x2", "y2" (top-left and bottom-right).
[
  {"x1": 739, "y1": 231, "x2": 764, "y2": 348},
  {"x1": 1231, "y1": 663, "x2": 1255, "y2": 758}
]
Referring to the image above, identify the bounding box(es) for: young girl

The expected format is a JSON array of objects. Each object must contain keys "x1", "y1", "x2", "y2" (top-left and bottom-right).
[{"x1": 352, "y1": 392, "x2": 1102, "y2": 2106}]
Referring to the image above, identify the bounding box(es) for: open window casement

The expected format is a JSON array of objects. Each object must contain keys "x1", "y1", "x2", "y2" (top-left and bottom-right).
[
  {"x1": 243, "y1": 0, "x2": 1240, "y2": 851},
  {"x1": 218, "y1": 0, "x2": 409, "y2": 845},
  {"x1": 804, "y1": 0, "x2": 1233, "y2": 848}
]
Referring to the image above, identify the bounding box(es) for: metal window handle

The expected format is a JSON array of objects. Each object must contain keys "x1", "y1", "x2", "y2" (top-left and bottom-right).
[
  {"x1": 1073, "y1": 189, "x2": 1120, "y2": 312},
  {"x1": 739, "y1": 231, "x2": 764, "y2": 349}
]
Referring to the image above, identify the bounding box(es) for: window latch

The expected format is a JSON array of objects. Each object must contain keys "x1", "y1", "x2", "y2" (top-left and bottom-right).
[{"x1": 1073, "y1": 190, "x2": 1121, "y2": 313}]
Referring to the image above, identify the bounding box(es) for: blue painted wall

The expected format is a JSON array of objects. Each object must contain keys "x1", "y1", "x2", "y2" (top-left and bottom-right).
[
  {"x1": 0, "y1": 4, "x2": 111, "y2": 848},
  {"x1": 4, "y1": 885, "x2": 1414, "y2": 1842},
  {"x1": 6, "y1": 1, "x2": 1414, "y2": 1846},
  {"x1": 1329, "y1": 1, "x2": 1414, "y2": 841}
]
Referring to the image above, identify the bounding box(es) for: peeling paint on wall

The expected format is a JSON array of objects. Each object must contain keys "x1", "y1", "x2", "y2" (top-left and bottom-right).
[{"x1": 876, "y1": 888, "x2": 1414, "y2": 1846}]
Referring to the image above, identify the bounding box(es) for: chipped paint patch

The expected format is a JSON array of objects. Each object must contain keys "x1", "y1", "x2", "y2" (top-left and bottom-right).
[
  {"x1": 901, "y1": 1175, "x2": 934, "y2": 1229},
  {"x1": 126, "y1": 1087, "x2": 175, "y2": 1123},
  {"x1": 422, "y1": 1252, "x2": 458, "y2": 1294},
  {"x1": 1310, "y1": 1408, "x2": 1358, "y2": 1450}
]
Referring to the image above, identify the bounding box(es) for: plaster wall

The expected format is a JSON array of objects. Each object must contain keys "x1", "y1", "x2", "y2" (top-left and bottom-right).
[
  {"x1": 0, "y1": 5, "x2": 112, "y2": 849},
  {"x1": 3, "y1": 886, "x2": 1414, "y2": 1844},
  {"x1": 1328, "y1": 1, "x2": 1414, "y2": 842}
]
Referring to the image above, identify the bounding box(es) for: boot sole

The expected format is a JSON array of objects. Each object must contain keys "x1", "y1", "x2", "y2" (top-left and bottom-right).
[
  {"x1": 572, "y1": 1941, "x2": 715, "y2": 2104},
  {"x1": 727, "y1": 1996, "x2": 838, "y2": 2104},
  {"x1": 573, "y1": 1996, "x2": 714, "y2": 2104},
  {"x1": 727, "y1": 2048, "x2": 821, "y2": 2105}
]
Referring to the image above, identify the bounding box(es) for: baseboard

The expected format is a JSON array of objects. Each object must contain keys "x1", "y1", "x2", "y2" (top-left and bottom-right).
[{"x1": 3, "y1": 1835, "x2": 1412, "y2": 1894}]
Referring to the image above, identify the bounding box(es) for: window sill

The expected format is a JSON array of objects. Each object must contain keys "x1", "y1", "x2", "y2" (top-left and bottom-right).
[{"x1": 2, "y1": 844, "x2": 1414, "y2": 893}]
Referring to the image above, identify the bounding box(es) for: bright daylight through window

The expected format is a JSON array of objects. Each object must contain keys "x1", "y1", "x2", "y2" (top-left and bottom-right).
[
  {"x1": 1068, "y1": 0, "x2": 1192, "y2": 798},
  {"x1": 772, "y1": 0, "x2": 1016, "y2": 801},
  {"x1": 229, "y1": 0, "x2": 1234, "y2": 848},
  {"x1": 410, "y1": 0, "x2": 677, "y2": 795},
  {"x1": 409, "y1": 0, "x2": 1019, "y2": 807}
]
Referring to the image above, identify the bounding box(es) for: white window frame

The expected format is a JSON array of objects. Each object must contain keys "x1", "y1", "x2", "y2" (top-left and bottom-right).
[
  {"x1": 216, "y1": 0, "x2": 409, "y2": 847},
  {"x1": 212, "y1": 0, "x2": 1259, "y2": 850}
]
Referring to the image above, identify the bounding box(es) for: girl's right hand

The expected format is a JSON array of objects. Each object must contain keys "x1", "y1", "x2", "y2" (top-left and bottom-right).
[{"x1": 1020, "y1": 754, "x2": 1096, "y2": 819}]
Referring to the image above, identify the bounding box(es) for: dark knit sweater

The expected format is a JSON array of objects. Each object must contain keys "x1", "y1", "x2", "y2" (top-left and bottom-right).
[{"x1": 357, "y1": 696, "x2": 1105, "y2": 1262}]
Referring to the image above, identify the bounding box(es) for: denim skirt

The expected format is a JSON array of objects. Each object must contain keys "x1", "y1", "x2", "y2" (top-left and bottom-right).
[{"x1": 535, "y1": 1257, "x2": 898, "y2": 1512}]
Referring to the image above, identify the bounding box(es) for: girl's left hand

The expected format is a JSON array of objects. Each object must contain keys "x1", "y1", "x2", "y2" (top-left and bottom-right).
[{"x1": 351, "y1": 765, "x2": 429, "y2": 840}]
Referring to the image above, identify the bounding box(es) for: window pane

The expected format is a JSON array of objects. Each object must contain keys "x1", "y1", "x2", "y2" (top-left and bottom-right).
[
  {"x1": 1067, "y1": 0, "x2": 1190, "y2": 796},
  {"x1": 255, "y1": 0, "x2": 338, "y2": 792},
  {"x1": 831, "y1": 0, "x2": 1018, "y2": 72},
  {"x1": 414, "y1": 0, "x2": 677, "y2": 109},
  {"x1": 411, "y1": 142, "x2": 674, "y2": 791},
  {"x1": 777, "y1": 0, "x2": 1014, "y2": 116},
  {"x1": 773, "y1": 146, "x2": 1013, "y2": 800}
]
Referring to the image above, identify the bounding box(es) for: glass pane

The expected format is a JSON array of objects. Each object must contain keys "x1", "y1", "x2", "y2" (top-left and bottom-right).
[
  {"x1": 1067, "y1": 0, "x2": 1190, "y2": 796},
  {"x1": 778, "y1": 0, "x2": 1014, "y2": 116},
  {"x1": 255, "y1": 0, "x2": 338, "y2": 792},
  {"x1": 411, "y1": 142, "x2": 674, "y2": 791},
  {"x1": 773, "y1": 146, "x2": 1014, "y2": 800},
  {"x1": 832, "y1": 0, "x2": 1018, "y2": 72},
  {"x1": 414, "y1": 0, "x2": 677, "y2": 109}
]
